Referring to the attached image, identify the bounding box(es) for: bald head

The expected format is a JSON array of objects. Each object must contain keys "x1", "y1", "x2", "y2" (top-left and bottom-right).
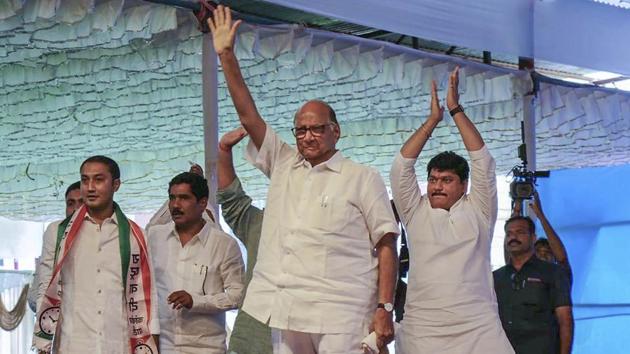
[{"x1": 294, "y1": 100, "x2": 338, "y2": 126}]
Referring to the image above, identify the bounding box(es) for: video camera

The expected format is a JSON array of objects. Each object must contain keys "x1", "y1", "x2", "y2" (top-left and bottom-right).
[{"x1": 509, "y1": 142, "x2": 550, "y2": 200}]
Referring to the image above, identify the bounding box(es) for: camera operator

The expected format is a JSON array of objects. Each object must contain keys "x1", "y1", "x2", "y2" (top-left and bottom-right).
[
  {"x1": 494, "y1": 215, "x2": 574, "y2": 354},
  {"x1": 511, "y1": 190, "x2": 572, "y2": 283}
]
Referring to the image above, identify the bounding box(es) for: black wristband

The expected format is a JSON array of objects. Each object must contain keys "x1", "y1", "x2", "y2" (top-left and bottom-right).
[{"x1": 449, "y1": 105, "x2": 464, "y2": 117}]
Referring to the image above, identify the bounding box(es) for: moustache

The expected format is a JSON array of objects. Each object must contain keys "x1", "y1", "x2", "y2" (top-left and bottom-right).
[
  {"x1": 171, "y1": 209, "x2": 184, "y2": 216},
  {"x1": 431, "y1": 193, "x2": 447, "y2": 197},
  {"x1": 508, "y1": 240, "x2": 521, "y2": 246}
]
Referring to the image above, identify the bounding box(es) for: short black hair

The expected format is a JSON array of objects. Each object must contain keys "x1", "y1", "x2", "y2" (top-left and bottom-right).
[
  {"x1": 81, "y1": 155, "x2": 120, "y2": 180},
  {"x1": 65, "y1": 181, "x2": 81, "y2": 198},
  {"x1": 427, "y1": 151, "x2": 469, "y2": 182},
  {"x1": 504, "y1": 215, "x2": 536, "y2": 235},
  {"x1": 534, "y1": 238, "x2": 550, "y2": 248},
  {"x1": 169, "y1": 172, "x2": 209, "y2": 201}
]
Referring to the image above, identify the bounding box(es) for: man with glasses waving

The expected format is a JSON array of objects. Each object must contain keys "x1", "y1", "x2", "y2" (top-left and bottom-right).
[
  {"x1": 209, "y1": 5, "x2": 399, "y2": 354},
  {"x1": 494, "y1": 216, "x2": 573, "y2": 354}
]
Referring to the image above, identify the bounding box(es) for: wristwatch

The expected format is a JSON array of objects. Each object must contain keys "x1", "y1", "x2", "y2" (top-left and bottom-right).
[
  {"x1": 449, "y1": 104, "x2": 464, "y2": 116},
  {"x1": 377, "y1": 302, "x2": 394, "y2": 313}
]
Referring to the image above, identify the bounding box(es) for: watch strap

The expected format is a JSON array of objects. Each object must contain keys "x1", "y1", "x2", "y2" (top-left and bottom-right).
[
  {"x1": 449, "y1": 104, "x2": 464, "y2": 116},
  {"x1": 377, "y1": 302, "x2": 394, "y2": 312}
]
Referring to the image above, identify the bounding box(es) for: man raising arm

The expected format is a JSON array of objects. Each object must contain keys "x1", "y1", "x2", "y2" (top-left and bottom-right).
[
  {"x1": 391, "y1": 68, "x2": 513, "y2": 353},
  {"x1": 209, "y1": 6, "x2": 399, "y2": 353},
  {"x1": 529, "y1": 191, "x2": 572, "y2": 278},
  {"x1": 207, "y1": 7, "x2": 265, "y2": 149},
  {"x1": 216, "y1": 127, "x2": 273, "y2": 354}
]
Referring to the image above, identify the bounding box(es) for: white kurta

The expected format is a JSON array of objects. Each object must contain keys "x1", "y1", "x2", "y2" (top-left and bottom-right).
[
  {"x1": 390, "y1": 146, "x2": 514, "y2": 354},
  {"x1": 42, "y1": 213, "x2": 160, "y2": 354},
  {"x1": 242, "y1": 125, "x2": 399, "y2": 335}
]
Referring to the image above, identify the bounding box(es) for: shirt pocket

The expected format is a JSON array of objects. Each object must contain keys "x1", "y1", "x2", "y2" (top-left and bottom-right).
[
  {"x1": 187, "y1": 262, "x2": 209, "y2": 296},
  {"x1": 520, "y1": 281, "x2": 552, "y2": 321},
  {"x1": 306, "y1": 195, "x2": 349, "y2": 234}
]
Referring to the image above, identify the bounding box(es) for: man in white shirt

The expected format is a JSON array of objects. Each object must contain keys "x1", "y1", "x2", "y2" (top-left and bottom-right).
[
  {"x1": 208, "y1": 6, "x2": 399, "y2": 353},
  {"x1": 148, "y1": 172, "x2": 245, "y2": 354},
  {"x1": 33, "y1": 155, "x2": 160, "y2": 354},
  {"x1": 29, "y1": 181, "x2": 83, "y2": 313},
  {"x1": 390, "y1": 68, "x2": 514, "y2": 353}
]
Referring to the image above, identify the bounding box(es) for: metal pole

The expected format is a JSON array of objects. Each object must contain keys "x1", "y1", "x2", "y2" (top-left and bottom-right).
[
  {"x1": 523, "y1": 94, "x2": 536, "y2": 171},
  {"x1": 202, "y1": 33, "x2": 219, "y2": 219},
  {"x1": 521, "y1": 93, "x2": 536, "y2": 218}
]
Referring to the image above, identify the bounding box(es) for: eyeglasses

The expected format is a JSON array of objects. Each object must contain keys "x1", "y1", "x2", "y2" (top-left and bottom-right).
[{"x1": 291, "y1": 123, "x2": 335, "y2": 138}]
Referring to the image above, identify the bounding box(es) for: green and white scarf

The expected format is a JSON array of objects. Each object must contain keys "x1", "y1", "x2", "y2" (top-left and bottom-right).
[{"x1": 33, "y1": 203, "x2": 158, "y2": 354}]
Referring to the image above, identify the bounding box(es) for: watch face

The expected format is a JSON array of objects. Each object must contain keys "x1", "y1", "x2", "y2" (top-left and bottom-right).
[
  {"x1": 384, "y1": 303, "x2": 394, "y2": 312},
  {"x1": 39, "y1": 306, "x2": 60, "y2": 335},
  {"x1": 134, "y1": 344, "x2": 154, "y2": 354}
]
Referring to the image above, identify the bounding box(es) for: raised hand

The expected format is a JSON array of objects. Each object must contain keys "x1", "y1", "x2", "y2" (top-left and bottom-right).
[
  {"x1": 429, "y1": 80, "x2": 444, "y2": 123},
  {"x1": 189, "y1": 163, "x2": 203, "y2": 176},
  {"x1": 207, "y1": 5, "x2": 242, "y2": 56},
  {"x1": 219, "y1": 126, "x2": 248, "y2": 151},
  {"x1": 528, "y1": 190, "x2": 543, "y2": 218},
  {"x1": 446, "y1": 66, "x2": 460, "y2": 110}
]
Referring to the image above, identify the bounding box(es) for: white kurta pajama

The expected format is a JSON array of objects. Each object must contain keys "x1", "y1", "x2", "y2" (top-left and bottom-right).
[
  {"x1": 391, "y1": 146, "x2": 514, "y2": 354},
  {"x1": 242, "y1": 125, "x2": 399, "y2": 352}
]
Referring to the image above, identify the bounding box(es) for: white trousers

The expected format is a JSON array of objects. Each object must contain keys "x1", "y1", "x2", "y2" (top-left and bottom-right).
[{"x1": 272, "y1": 328, "x2": 366, "y2": 354}]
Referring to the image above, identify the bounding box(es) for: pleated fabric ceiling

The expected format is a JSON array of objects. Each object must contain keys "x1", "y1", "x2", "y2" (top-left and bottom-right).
[{"x1": 1, "y1": 1, "x2": 628, "y2": 220}]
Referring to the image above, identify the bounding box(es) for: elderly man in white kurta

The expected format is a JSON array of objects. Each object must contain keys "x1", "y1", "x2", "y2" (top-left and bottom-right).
[
  {"x1": 208, "y1": 6, "x2": 399, "y2": 353},
  {"x1": 149, "y1": 172, "x2": 245, "y2": 354},
  {"x1": 390, "y1": 68, "x2": 514, "y2": 353}
]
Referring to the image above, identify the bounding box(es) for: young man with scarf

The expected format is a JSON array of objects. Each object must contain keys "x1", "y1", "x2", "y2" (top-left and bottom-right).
[{"x1": 33, "y1": 155, "x2": 159, "y2": 354}]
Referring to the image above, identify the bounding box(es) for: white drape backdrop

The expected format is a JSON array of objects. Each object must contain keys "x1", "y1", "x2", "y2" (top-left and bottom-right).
[{"x1": 0, "y1": 271, "x2": 35, "y2": 354}]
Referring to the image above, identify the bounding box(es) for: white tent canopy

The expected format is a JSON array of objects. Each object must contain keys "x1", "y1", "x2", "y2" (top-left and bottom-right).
[
  {"x1": 1, "y1": 0, "x2": 629, "y2": 222},
  {"x1": 263, "y1": 0, "x2": 630, "y2": 76}
]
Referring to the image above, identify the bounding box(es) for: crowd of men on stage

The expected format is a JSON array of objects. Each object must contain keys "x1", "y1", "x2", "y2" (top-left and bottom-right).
[{"x1": 28, "y1": 6, "x2": 573, "y2": 354}]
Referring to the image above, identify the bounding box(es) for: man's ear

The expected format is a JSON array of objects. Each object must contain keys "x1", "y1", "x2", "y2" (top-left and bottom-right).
[
  {"x1": 333, "y1": 123, "x2": 341, "y2": 142},
  {"x1": 113, "y1": 179, "x2": 121, "y2": 192},
  {"x1": 199, "y1": 196, "x2": 209, "y2": 208}
]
